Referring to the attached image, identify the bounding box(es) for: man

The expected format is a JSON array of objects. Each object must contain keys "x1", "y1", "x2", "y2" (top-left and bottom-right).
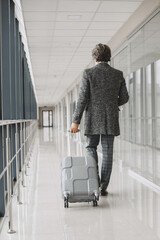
[{"x1": 70, "y1": 43, "x2": 129, "y2": 196}]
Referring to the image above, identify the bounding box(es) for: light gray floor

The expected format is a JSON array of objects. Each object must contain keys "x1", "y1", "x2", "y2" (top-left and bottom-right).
[{"x1": 0, "y1": 127, "x2": 160, "y2": 240}]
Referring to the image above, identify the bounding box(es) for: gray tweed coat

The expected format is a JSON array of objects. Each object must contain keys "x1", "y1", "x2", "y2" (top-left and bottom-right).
[{"x1": 73, "y1": 62, "x2": 129, "y2": 136}]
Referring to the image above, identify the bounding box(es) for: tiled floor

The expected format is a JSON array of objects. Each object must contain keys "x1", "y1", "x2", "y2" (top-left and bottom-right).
[{"x1": 0, "y1": 128, "x2": 160, "y2": 240}]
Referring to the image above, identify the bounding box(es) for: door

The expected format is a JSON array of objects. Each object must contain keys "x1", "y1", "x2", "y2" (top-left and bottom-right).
[{"x1": 42, "y1": 110, "x2": 53, "y2": 127}]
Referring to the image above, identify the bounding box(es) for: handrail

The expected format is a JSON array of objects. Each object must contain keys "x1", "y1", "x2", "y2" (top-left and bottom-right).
[
  {"x1": 0, "y1": 120, "x2": 37, "y2": 234},
  {"x1": 0, "y1": 119, "x2": 35, "y2": 126}
]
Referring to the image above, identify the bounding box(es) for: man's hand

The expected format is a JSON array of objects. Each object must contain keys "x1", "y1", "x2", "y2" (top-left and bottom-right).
[{"x1": 70, "y1": 123, "x2": 79, "y2": 133}]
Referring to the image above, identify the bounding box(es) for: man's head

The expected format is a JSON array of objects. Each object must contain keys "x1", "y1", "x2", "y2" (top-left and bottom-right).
[{"x1": 92, "y1": 43, "x2": 111, "y2": 62}]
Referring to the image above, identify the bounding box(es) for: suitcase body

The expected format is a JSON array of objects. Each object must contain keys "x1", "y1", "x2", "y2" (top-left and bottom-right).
[{"x1": 61, "y1": 156, "x2": 99, "y2": 208}]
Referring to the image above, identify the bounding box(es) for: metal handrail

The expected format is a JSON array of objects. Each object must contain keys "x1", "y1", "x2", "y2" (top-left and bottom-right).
[
  {"x1": 0, "y1": 120, "x2": 37, "y2": 234},
  {"x1": 0, "y1": 119, "x2": 34, "y2": 126}
]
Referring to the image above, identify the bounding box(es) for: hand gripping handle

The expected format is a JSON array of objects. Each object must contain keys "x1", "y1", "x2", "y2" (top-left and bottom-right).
[{"x1": 67, "y1": 130, "x2": 82, "y2": 157}]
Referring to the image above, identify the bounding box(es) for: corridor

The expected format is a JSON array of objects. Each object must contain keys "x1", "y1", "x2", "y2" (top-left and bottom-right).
[{"x1": 0, "y1": 128, "x2": 160, "y2": 240}]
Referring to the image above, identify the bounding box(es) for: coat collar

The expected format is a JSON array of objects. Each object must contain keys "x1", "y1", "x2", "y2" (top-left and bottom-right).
[{"x1": 96, "y1": 62, "x2": 110, "y2": 69}]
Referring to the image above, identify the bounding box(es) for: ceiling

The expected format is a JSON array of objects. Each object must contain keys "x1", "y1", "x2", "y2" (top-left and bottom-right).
[{"x1": 21, "y1": 0, "x2": 144, "y2": 106}]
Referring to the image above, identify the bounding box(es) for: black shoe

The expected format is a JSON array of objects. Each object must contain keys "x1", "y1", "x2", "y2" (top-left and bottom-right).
[{"x1": 101, "y1": 189, "x2": 108, "y2": 196}]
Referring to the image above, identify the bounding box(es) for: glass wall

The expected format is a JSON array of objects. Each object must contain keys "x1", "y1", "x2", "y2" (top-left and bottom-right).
[
  {"x1": 112, "y1": 11, "x2": 160, "y2": 78},
  {"x1": 118, "y1": 60, "x2": 160, "y2": 149},
  {"x1": 0, "y1": 0, "x2": 37, "y2": 121},
  {"x1": 112, "y1": 10, "x2": 160, "y2": 149},
  {"x1": 145, "y1": 64, "x2": 152, "y2": 146},
  {"x1": 154, "y1": 59, "x2": 160, "y2": 148},
  {"x1": 0, "y1": 0, "x2": 38, "y2": 218},
  {"x1": 54, "y1": 11, "x2": 160, "y2": 150}
]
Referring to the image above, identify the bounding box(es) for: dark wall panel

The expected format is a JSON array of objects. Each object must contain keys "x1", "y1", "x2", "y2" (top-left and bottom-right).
[
  {"x1": 1, "y1": 0, "x2": 37, "y2": 122},
  {"x1": 19, "y1": 34, "x2": 23, "y2": 119},
  {"x1": 15, "y1": 19, "x2": 20, "y2": 120},
  {"x1": 10, "y1": 0, "x2": 16, "y2": 120},
  {"x1": 0, "y1": 0, "x2": 2, "y2": 120},
  {"x1": 1, "y1": 0, "x2": 11, "y2": 120},
  {"x1": 23, "y1": 56, "x2": 32, "y2": 119}
]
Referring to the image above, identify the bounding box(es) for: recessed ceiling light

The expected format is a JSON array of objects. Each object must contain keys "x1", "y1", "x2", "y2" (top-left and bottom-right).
[{"x1": 68, "y1": 15, "x2": 82, "y2": 20}]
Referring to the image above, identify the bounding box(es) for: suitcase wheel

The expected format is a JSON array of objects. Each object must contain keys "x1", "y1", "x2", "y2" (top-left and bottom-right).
[
  {"x1": 93, "y1": 196, "x2": 98, "y2": 207},
  {"x1": 93, "y1": 200, "x2": 98, "y2": 207},
  {"x1": 64, "y1": 197, "x2": 69, "y2": 208}
]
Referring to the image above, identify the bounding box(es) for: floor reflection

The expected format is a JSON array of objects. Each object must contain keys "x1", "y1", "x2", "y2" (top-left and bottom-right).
[
  {"x1": 40, "y1": 127, "x2": 53, "y2": 143},
  {"x1": 1, "y1": 128, "x2": 159, "y2": 239}
]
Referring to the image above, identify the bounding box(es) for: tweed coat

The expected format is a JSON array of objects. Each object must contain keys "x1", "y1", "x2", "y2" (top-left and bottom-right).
[{"x1": 73, "y1": 62, "x2": 129, "y2": 136}]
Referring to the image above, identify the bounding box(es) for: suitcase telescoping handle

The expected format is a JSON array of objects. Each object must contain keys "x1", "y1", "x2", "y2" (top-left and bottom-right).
[{"x1": 67, "y1": 129, "x2": 83, "y2": 157}]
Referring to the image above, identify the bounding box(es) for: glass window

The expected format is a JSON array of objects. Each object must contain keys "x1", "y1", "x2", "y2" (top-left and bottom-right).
[
  {"x1": 154, "y1": 59, "x2": 160, "y2": 148},
  {"x1": 154, "y1": 59, "x2": 160, "y2": 117},
  {"x1": 156, "y1": 119, "x2": 160, "y2": 148},
  {"x1": 135, "y1": 69, "x2": 141, "y2": 118},
  {"x1": 112, "y1": 47, "x2": 128, "y2": 77},
  {"x1": 113, "y1": 12, "x2": 160, "y2": 76},
  {"x1": 146, "y1": 65, "x2": 152, "y2": 118},
  {"x1": 62, "y1": 98, "x2": 67, "y2": 132},
  {"x1": 135, "y1": 69, "x2": 142, "y2": 144},
  {"x1": 59, "y1": 103, "x2": 61, "y2": 129},
  {"x1": 129, "y1": 74, "x2": 136, "y2": 142},
  {"x1": 49, "y1": 111, "x2": 53, "y2": 127},
  {"x1": 121, "y1": 76, "x2": 130, "y2": 140},
  {"x1": 146, "y1": 64, "x2": 152, "y2": 146}
]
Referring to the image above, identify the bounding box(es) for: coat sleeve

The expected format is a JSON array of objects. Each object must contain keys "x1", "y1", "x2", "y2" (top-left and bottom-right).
[
  {"x1": 118, "y1": 72, "x2": 129, "y2": 106},
  {"x1": 72, "y1": 70, "x2": 90, "y2": 124}
]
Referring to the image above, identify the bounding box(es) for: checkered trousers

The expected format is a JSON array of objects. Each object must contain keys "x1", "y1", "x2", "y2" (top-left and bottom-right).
[{"x1": 85, "y1": 134, "x2": 114, "y2": 190}]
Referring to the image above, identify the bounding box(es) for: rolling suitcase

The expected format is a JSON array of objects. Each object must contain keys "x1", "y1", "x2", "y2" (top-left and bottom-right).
[{"x1": 61, "y1": 131, "x2": 99, "y2": 208}]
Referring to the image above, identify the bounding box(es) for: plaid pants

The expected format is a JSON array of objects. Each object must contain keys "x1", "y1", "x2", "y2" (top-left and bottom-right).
[{"x1": 85, "y1": 134, "x2": 114, "y2": 190}]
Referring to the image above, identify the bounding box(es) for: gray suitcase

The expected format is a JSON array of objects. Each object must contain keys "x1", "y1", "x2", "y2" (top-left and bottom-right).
[{"x1": 61, "y1": 131, "x2": 99, "y2": 208}]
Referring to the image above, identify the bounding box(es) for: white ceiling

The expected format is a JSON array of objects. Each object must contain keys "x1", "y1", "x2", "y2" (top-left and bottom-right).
[{"x1": 21, "y1": 0, "x2": 144, "y2": 106}]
